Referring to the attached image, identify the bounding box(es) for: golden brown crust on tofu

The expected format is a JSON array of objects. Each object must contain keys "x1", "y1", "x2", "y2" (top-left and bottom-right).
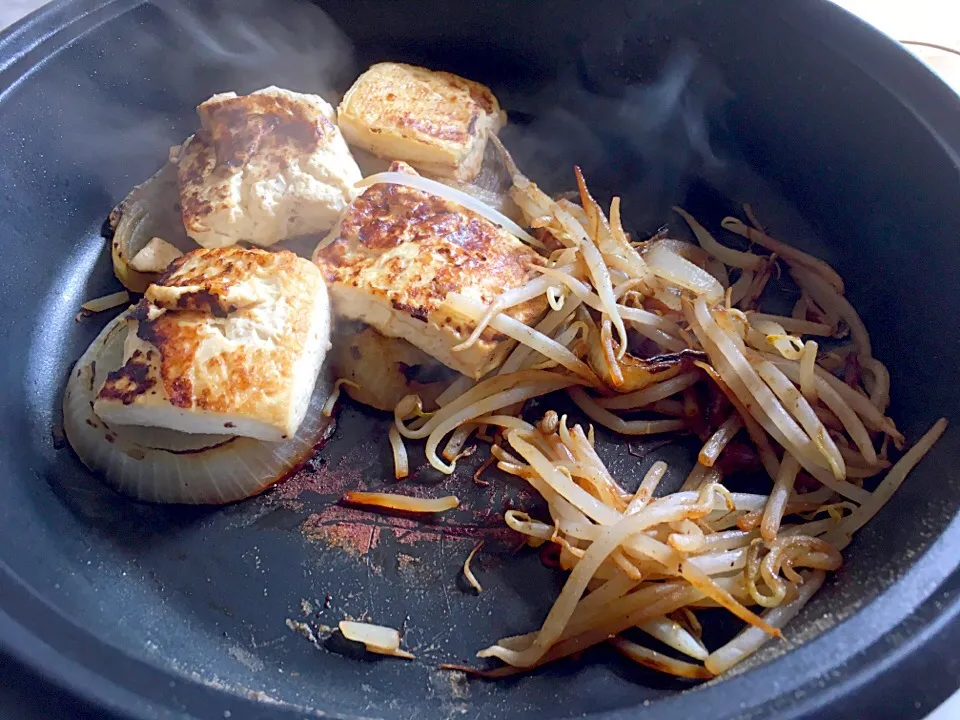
[
  {"x1": 144, "y1": 245, "x2": 295, "y2": 316},
  {"x1": 337, "y1": 63, "x2": 505, "y2": 182},
  {"x1": 313, "y1": 163, "x2": 547, "y2": 378},
  {"x1": 129, "y1": 304, "x2": 297, "y2": 416},
  {"x1": 178, "y1": 87, "x2": 361, "y2": 248},
  {"x1": 195, "y1": 89, "x2": 334, "y2": 168},
  {"x1": 96, "y1": 247, "x2": 331, "y2": 441}
]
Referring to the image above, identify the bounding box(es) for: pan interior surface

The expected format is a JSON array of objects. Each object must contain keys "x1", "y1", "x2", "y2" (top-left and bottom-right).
[{"x1": 1, "y1": 0, "x2": 959, "y2": 718}]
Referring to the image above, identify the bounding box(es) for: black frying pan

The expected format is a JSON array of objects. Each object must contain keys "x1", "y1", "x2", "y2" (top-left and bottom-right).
[{"x1": 2, "y1": 1, "x2": 960, "y2": 718}]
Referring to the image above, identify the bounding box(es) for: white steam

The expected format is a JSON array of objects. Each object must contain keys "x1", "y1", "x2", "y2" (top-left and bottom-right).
[
  {"x1": 46, "y1": 0, "x2": 727, "y2": 236},
  {"x1": 500, "y1": 44, "x2": 730, "y2": 232}
]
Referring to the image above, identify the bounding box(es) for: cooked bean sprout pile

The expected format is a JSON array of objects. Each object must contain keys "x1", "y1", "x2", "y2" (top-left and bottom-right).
[{"x1": 375, "y1": 138, "x2": 948, "y2": 679}]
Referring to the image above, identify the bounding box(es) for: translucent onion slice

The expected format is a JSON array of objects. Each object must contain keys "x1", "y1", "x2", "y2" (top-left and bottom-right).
[
  {"x1": 107, "y1": 162, "x2": 196, "y2": 293},
  {"x1": 339, "y1": 621, "x2": 415, "y2": 660},
  {"x1": 62, "y1": 312, "x2": 334, "y2": 504},
  {"x1": 129, "y1": 237, "x2": 184, "y2": 273},
  {"x1": 81, "y1": 290, "x2": 131, "y2": 314},
  {"x1": 645, "y1": 243, "x2": 724, "y2": 301},
  {"x1": 355, "y1": 172, "x2": 542, "y2": 248}
]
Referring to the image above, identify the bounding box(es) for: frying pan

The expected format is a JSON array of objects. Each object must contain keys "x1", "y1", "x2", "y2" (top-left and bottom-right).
[{"x1": 1, "y1": 0, "x2": 960, "y2": 718}]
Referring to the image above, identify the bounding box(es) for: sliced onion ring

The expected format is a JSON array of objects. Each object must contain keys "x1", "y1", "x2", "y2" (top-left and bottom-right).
[
  {"x1": 107, "y1": 162, "x2": 196, "y2": 293},
  {"x1": 62, "y1": 311, "x2": 335, "y2": 504}
]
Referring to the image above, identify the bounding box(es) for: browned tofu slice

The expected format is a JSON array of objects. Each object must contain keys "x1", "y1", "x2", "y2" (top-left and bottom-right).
[
  {"x1": 94, "y1": 247, "x2": 332, "y2": 441},
  {"x1": 178, "y1": 87, "x2": 361, "y2": 248},
  {"x1": 313, "y1": 163, "x2": 546, "y2": 379},
  {"x1": 337, "y1": 63, "x2": 505, "y2": 182}
]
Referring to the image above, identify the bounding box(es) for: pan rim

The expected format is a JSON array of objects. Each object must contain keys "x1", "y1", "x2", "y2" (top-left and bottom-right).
[{"x1": 1, "y1": 0, "x2": 959, "y2": 718}]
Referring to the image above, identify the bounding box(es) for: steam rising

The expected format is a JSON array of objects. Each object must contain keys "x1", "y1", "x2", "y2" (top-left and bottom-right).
[
  {"x1": 500, "y1": 43, "x2": 730, "y2": 232},
  {"x1": 48, "y1": 0, "x2": 356, "y2": 198},
  {"x1": 152, "y1": 0, "x2": 356, "y2": 99},
  {"x1": 49, "y1": 0, "x2": 729, "y2": 234}
]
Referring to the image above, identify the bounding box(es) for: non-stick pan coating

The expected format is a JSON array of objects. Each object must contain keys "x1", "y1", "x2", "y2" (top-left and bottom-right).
[{"x1": 1, "y1": 1, "x2": 960, "y2": 719}]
